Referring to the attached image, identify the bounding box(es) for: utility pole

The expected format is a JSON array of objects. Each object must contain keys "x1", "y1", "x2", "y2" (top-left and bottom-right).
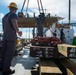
[{"x1": 69, "y1": 0, "x2": 71, "y2": 24}]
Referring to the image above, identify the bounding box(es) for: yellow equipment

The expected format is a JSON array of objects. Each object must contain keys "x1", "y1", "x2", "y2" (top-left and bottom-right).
[{"x1": 16, "y1": 39, "x2": 21, "y2": 45}]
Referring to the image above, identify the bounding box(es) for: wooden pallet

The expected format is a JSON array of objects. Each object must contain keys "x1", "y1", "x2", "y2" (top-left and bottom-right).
[
  {"x1": 30, "y1": 46, "x2": 58, "y2": 58},
  {"x1": 39, "y1": 59, "x2": 62, "y2": 75},
  {"x1": 18, "y1": 17, "x2": 58, "y2": 27},
  {"x1": 30, "y1": 56, "x2": 76, "y2": 75},
  {"x1": 60, "y1": 59, "x2": 76, "y2": 75},
  {"x1": 58, "y1": 44, "x2": 76, "y2": 58}
]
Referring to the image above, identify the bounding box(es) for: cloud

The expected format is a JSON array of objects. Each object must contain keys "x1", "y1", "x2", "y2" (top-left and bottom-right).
[
  {"x1": 0, "y1": 13, "x2": 4, "y2": 32},
  {"x1": 0, "y1": 22, "x2": 2, "y2": 25},
  {"x1": 0, "y1": 0, "x2": 76, "y2": 22},
  {"x1": 0, "y1": 13, "x2": 4, "y2": 19},
  {"x1": 0, "y1": 0, "x2": 24, "y2": 5},
  {"x1": 0, "y1": 0, "x2": 24, "y2": 11},
  {"x1": 0, "y1": 13, "x2": 4, "y2": 23}
]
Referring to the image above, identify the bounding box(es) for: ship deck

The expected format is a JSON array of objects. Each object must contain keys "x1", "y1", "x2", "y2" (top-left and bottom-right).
[
  {"x1": 0, "y1": 47, "x2": 37, "y2": 75},
  {"x1": 0, "y1": 46, "x2": 76, "y2": 75}
]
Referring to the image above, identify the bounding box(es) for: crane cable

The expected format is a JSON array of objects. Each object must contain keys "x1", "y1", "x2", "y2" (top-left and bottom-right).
[
  {"x1": 37, "y1": 0, "x2": 41, "y2": 14},
  {"x1": 37, "y1": 0, "x2": 44, "y2": 14},
  {"x1": 26, "y1": 0, "x2": 29, "y2": 15},
  {"x1": 40, "y1": 0, "x2": 44, "y2": 13},
  {"x1": 21, "y1": 0, "x2": 44, "y2": 14},
  {"x1": 21, "y1": 0, "x2": 26, "y2": 12}
]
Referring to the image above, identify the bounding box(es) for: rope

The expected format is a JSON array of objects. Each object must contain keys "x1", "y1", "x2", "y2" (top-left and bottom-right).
[{"x1": 21, "y1": 0, "x2": 26, "y2": 12}]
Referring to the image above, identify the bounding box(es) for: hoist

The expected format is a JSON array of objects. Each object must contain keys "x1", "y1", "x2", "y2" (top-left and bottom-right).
[
  {"x1": 20, "y1": 0, "x2": 45, "y2": 37},
  {"x1": 18, "y1": 0, "x2": 63, "y2": 28},
  {"x1": 21, "y1": 0, "x2": 44, "y2": 15}
]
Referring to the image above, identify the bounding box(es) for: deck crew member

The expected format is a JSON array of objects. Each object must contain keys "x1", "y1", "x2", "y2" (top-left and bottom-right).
[
  {"x1": 0, "y1": 2, "x2": 22, "y2": 75},
  {"x1": 45, "y1": 24, "x2": 56, "y2": 37}
]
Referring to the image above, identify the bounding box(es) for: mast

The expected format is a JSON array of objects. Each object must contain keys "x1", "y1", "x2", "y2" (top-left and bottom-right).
[{"x1": 68, "y1": 0, "x2": 71, "y2": 24}]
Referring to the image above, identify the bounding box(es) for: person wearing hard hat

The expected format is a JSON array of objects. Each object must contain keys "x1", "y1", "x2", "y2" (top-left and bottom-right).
[{"x1": 0, "y1": 2, "x2": 22, "y2": 75}]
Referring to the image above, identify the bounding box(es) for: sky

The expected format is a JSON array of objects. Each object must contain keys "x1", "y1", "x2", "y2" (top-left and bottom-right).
[{"x1": 0, "y1": 0, "x2": 76, "y2": 38}]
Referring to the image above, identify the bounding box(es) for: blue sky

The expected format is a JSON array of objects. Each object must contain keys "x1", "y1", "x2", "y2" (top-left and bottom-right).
[{"x1": 0, "y1": 0, "x2": 76, "y2": 37}]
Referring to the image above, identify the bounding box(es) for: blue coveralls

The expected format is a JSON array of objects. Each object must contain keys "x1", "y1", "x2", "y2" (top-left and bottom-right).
[
  {"x1": 0, "y1": 12, "x2": 18, "y2": 71},
  {"x1": 36, "y1": 13, "x2": 45, "y2": 37}
]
